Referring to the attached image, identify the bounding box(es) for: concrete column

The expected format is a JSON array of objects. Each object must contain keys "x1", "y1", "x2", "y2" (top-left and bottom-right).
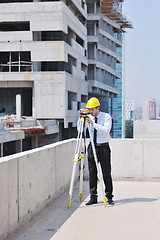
[
  {"x1": 15, "y1": 140, "x2": 22, "y2": 153},
  {"x1": 20, "y1": 139, "x2": 22, "y2": 152},
  {"x1": 110, "y1": 97, "x2": 113, "y2": 115},
  {"x1": 1, "y1": 143, "x2": 3, "y2": 157},
  {"x1": 58, "y1": 122, "x2": 63, "y2": 141},
  {"x1": 94, "y1": 22, "x2": 97, "y2": 36},
  {"x1": 94, "y1": 1, "x2": 96, "y2": 13},
  {"x1": 16, "y1": 94, "x2": 21, "y2": 122},
  {"x1": 32, "y1": 86, "x2": 36, "y2": 118},
  {"x1": 9, "y1": 52, "x2": 11, "y2": 72},
  {"x1": 94, "y1": 44, "x2": 97, "y2": 59},
  {"x1": 94, "y1": 65, "x2": 96, "y2": 80},
  {"x1": 18, "y1": 52, "x2": 20, "y2": 72}
]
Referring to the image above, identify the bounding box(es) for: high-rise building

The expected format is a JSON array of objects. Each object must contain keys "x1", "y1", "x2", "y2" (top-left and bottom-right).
[
  {"x1": 125, "y1": 99, "x2": 134, "y2": 120},
  {"x1": 107, "y1": 1, "x2": 132, "y2": 138},
  {"x1": 143, "y1": 99, "x2": 156, "y2": 120},
  {"x1": 0, "y1": 0, "x2": 132, "y2": 157},
  {"x1": 111, "y1": 33, "x2": 123, "y2": 138}
]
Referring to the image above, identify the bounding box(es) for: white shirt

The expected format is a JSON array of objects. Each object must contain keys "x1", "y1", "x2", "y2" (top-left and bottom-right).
[{"x1": 77, "y1": 111, "x2": 112, "y2": 143}]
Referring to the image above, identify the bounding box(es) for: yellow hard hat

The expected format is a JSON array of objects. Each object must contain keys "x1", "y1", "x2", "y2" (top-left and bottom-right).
[{"x1": 86, "y1": 97, "x2": 100, "y2": 108}]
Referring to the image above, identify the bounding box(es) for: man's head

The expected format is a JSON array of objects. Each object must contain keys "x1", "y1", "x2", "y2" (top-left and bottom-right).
[{"x1": 86, "y1": 97, "x2": 100, "y2": 117}]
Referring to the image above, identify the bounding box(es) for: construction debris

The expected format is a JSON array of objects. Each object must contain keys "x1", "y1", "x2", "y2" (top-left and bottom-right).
[{"x1": 0, "y1": 114, "x2": 46, "y2": 137}]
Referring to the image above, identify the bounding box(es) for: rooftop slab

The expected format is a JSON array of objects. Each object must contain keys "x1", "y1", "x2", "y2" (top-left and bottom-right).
[{"x1": 8, "y1": 180, "x2": 160, "y2": 240}]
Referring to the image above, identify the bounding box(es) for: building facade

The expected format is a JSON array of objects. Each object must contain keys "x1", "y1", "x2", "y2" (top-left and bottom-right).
[
  {"x1": 0, "y1": 0, "x2": 131, "y2": 157},
  {"x1": 86, "y1": 0, "x2": 120, "y2": 113}
]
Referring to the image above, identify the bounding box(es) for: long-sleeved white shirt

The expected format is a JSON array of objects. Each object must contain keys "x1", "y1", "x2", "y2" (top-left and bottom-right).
[{"x1": 77, "y1": 111, "x2": 112, "y2": 143}]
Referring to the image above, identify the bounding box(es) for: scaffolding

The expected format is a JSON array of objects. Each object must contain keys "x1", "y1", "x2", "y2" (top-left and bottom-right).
[{"x1": 101, "y1": 0, "x2": 133, "y2": 31}]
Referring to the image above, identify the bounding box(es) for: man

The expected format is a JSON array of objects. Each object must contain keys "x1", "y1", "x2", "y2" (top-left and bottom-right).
[{"x1": 79, "y1": 97, "x2": 114, "y2": 205}]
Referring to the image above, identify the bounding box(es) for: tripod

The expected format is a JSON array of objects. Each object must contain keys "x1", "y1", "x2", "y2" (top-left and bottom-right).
[{"x1": 67, "y1": 116, "x2": 107, "y2": 208}]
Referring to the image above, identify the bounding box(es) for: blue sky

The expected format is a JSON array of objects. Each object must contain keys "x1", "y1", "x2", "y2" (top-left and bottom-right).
[{"x1": 123, "y1": 0, "x2": 160, "y2": 107}]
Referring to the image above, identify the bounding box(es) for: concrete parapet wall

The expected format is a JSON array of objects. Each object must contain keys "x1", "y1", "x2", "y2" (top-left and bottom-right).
[
  {"x1": 134, "y1": 120, "x2": 160, "y2": 139},
  {"x1": 0, "y1": 138, "x2": 160, "y2": 239},
  {"x1": 0, "y1": 139, "x2": 76, "y2": 240},
  {"x1": 110, "y1": 139, "x2": 160, "y2": 180}
]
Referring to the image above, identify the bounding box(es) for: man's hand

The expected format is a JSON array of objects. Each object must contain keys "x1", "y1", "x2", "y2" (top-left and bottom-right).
[{"x1": 87, "y1": 116, "x2": 94, "y2": 125}]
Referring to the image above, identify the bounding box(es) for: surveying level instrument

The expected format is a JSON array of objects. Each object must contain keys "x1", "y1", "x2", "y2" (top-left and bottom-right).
[
  {"x1": 79, "y1": 108, "x2": 90, "y2": 116},
  {"x1": 67, "y1": 114, "x2": 107, "y2": 208}
]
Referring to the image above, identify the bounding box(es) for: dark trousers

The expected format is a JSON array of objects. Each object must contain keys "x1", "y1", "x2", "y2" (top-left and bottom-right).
[{"x1": 87, "y1": 143, "x2": 113, "y2": 198}]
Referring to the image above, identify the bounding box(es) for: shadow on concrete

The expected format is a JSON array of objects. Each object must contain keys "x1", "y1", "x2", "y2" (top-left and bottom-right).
[
  {"x1": 79, "y1": 197, "x2": 159, "y2": 209},
  {"x1": 115, "y1": 197, "x2": 159, "y2": 206}
]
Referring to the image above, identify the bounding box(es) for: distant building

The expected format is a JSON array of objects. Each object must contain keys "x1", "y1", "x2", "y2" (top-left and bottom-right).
[
  {"x1": 125, "y1": 99, "x2": 134, "y2": 120},
  {"x1": 143, "y1": 99, "x2": 156, "y2": 120},
  {"x1": 134, "y1": 106, "x2": 142, "y2": 120},
  {"x1": 156, "y1": 102, "x2": 160, "y2": 119}
]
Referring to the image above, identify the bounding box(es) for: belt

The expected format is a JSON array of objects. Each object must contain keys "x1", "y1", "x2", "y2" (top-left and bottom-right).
[{"x1": 95, "y1": 142, "x2": 109, "y2": 147}]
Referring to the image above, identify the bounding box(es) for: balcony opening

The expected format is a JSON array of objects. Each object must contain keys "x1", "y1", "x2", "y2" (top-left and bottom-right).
[
  {"x1": 33, "y1": 31, "x2": 66, "y2": 41},
  {"x1": 81, "y1": 94, "x2": 87, "y2": 103},
  {"x1": 88, "y1": 64, "x2": 95, "y2": 80},
  {"x1": 87, "y1": 22, "x2": 95, "y2": 36},
  {"x1": 0, "y1": 88, "x2": 32, "y2": 116},
  {"x1": 76, "y1": 34, "x2": 84, "y2": 47},
  {"x1": 67, "y1": 27, "x2": 75, "y2": 46},
  {"x1": 33, "y1": 29, "x2": 84, "y2": 49},
  {"x1": 68, "y1": 91, "x2": 77, "y2": 110},
  {"x1": 87, "y1": 3, "x2": 94, "y2": 13},
  {"x1": 88, "y1": 44, "x2": 94, "y2": 59},
  {"x1": 40, "y1": 62, "x2": 66, "y2": 72},
  {"x1": 33, "y1": 56, "x2": 76, "y2": 74},
  {"x1": 0, "y1": 51, "x2": 32, "y2": 72},
  {"x1": 81, "y1": 63, "x2": 87, "y2": 80},
  {"x1": 66, "y1": 55, "x2": 77, "y2": 74},
  {"x1": 0, "y1": 21, "x2": 30, "y2": 31}
]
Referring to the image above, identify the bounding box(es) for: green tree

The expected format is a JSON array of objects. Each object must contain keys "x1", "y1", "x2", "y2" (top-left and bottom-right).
[{"x1": 125, "y1": 120, "x2": 133, "y2": 138}]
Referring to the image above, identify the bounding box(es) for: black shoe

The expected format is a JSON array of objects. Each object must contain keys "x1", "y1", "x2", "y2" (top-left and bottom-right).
[
  {"x1": 85, "y1": 196, "x2": 97, "y2": 205},
  {"x1": 107, "y1": 198, "x2": 115, "y2": 205}
]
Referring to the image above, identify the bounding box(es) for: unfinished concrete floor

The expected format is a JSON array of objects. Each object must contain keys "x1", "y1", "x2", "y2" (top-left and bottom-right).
[{"x1": 7, "y1": 180, "x2": 160, "y2": 240}]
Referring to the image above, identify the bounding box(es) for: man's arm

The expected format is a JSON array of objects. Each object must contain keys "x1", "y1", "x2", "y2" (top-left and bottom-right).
[{"x1": 88, "y1": 114, "x2": 112, "y2": 134}]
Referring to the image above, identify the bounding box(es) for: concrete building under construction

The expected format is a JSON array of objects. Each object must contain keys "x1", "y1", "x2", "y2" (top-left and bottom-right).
[{"x1": 0, "y1": 0, "x2": 132, "y2": 157}]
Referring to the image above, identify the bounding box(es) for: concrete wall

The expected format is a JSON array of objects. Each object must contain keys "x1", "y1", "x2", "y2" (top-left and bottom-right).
[
  {"x1": 1, "y1": 138, "x2": 160, "y2": 239},
  {"x1": 134, "y1": 120, "x2": 160, "y2": 139},
  {"x1": 0, "y1": 139, "x2": 77, "y2": 240},
  {"x1": 110, "y1": 139, "x2": 160, "y2": 180}
]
